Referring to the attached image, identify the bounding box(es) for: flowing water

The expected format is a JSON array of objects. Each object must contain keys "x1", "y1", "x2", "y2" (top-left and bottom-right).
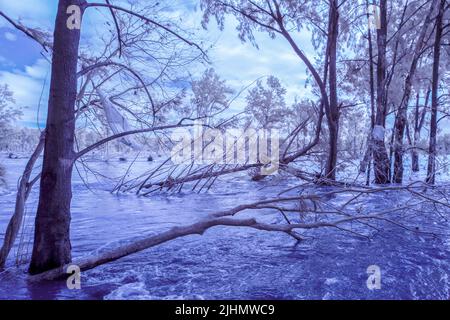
[{"x1": 0, "y1": 155, "x2": 449, "y2": 300}]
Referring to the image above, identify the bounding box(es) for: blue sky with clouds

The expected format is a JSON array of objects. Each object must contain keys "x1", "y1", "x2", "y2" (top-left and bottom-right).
[{"x1": 0, "y1": 0, "x2": 314, "y2": 128}]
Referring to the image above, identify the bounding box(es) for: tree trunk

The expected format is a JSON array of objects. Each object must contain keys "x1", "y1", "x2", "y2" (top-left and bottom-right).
[
  {"x1": 426, "y1": 0, "x2": 445, "y2": 184},
  {"x1": 392, "y1": 0, "x2": 436, "y2": 183},
  {"x1": 411, "y1": 147, "x2": 419, "y2": 172},
  {"x1": 393, "y1": 83, "x2": 413, "y2": 183},
  {"x1": 372, "y1": 0, "x2": 390, "y2": 184},
  {"x1": 29, "y1": 0, "x2": 84, "y2": 274},
  {"x1": 414, "y1": 88, "x2": 431, "y2": 171},
  {"x1": 411, "y1": 89, "x2": 430, "y2": 172},
  {"x1": 324, "y1": 0, "x2": 339, "y2": 181},
  {"x1": 411, "y1": 92, "x2": 420, "y2": 172},
  {"x1": 359, "y1": 0, "x2": 376, "y2": 182}
]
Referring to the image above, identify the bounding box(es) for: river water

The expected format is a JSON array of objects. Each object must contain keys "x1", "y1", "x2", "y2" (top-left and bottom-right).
[{"x1": 0, "y1": 155, "x2": 449, "y2": 300}]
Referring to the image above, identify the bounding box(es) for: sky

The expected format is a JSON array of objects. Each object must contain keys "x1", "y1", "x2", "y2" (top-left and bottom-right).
[{"x1": 0, "y1": 0, "x2": 315, "y2": 128}]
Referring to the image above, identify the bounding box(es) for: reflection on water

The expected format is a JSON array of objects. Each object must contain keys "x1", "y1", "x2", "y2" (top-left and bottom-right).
[{"x1": 0, "y1": 156, "x2": 449, "y2": 300}]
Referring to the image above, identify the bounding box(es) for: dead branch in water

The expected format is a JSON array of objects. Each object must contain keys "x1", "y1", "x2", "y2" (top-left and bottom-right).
[
  {"x1": 121, "y1": 101, "x2": 328, "y2": 194},
  {"x1": 28, "y1": 183, "x2": 450, "y2": 281}
]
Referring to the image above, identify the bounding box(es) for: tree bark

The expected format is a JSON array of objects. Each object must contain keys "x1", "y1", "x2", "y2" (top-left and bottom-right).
[
  {"x1": 372, "y1": 0, "x2": 390, "y2": 184},
  {"x1": 426, "y1": 0, "x2": 445, "y2": 184},
  {"x1": 29, "y1": 0, "x2": 84, "y2": 274},
  {"x1": 411, "y1": 89, "x2": 429, "y2": 172},
  {"x1": 411, "y1": 92, "x2": 420, "y2": 172},
  {"x1": 324, "y1": 0, "x2": 340, "y2": 181},
  {"x1": 359, "y1": 0, "x2": 376, "y2": 183}
]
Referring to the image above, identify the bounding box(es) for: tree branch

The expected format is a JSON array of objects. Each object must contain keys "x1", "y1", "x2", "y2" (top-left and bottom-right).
[{"x1": 85, "y1": 2, "x2": 207, "y2": 57}]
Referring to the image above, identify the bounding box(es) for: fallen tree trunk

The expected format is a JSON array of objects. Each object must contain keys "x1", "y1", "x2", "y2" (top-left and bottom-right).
[
  {"x1": 28, "y1": 216, "x2": 304, "y2": 282},
  {"x1": 28, "y1": 181, "x2": 446, "y2": 282},
  {"x1": 28, "y1": 213, "x2": 389, "y2": 282},
  {"x1": 250, "y1": 102, "x2": 325, "y2": 182}
]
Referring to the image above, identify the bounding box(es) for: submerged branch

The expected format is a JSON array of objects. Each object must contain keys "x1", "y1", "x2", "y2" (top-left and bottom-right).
[{"x1": 28, "y1": 182, "x2": 449, "y2": 281}]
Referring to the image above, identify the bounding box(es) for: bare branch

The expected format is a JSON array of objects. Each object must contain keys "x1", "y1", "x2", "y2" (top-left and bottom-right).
[{"x1": 84, "y1": 2, "x2": 208, "y2": 57}]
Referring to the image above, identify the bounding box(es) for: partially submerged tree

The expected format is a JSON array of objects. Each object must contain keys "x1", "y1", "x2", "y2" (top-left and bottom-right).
[
  {"x1": 201, "y1": 0, "x2": 342, "y2": 180},
  {"x1": 0, "y1": 0, "x2": 449, "y2": 280},
  {"x1": 28, "y1": 0, "x2": 84, "y2": 274},
  {"x1": 1, "y1": 0, "x2": 207, "y2": 274},
  {"x1": 28, "y1": 180, "x2": 450, "y2": 282}
]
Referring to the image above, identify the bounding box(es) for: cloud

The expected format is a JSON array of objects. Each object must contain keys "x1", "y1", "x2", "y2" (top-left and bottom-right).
[
  {"x1": 4, "y1": 32, "x2": 17, "y2": 41},
  {"x1": 24, "y1": 58, "x2": 49, "y2": 79},
  {"x1": 201, "y1": 15, "x2": 315, "y2": 110},
  {"x1": 0, "y1": 0, "x2": 319, "y2": 128},
  {"x1": 0, "y1": 0, "x2": 56, "y2": 29},
  {"x1": 0, "y1": 55, "x2": 15, "y2": 68},
  {"x1": 0, "y1": 0, "x2": 55, "y2": 128},
  {"x1": 0, "y1": 59, "x2": 50, "y2": 126},
  {"x1": 161, "y1": 1, "x2": 317, "y2": 108}
]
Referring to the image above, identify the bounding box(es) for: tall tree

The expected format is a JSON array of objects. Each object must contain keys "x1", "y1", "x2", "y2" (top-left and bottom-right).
[
  {"x1": 26, "y1": 0, "x2": 205, "y2": 274},
  {"x1": 372, "y1": 0, "x2": 390, "y2": 184},
  {"x1": 392, "y1": 0, "x2": 436, "y2": 184},
  {"x1": 325, "y1": 0, "x2": 340, "y2": 180},
  {"x1": 426, "y1": 0, "x2": 446, "y2": 184},
  {"x1": 29, "y1": 0, "x2": 84, "y2": 274},
  {"x1": 201, "y1": 0, "x2": 341, "y2": 180},
  {"x1": 359, "y1": 0, "x2": 377, "y2": 185}
]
